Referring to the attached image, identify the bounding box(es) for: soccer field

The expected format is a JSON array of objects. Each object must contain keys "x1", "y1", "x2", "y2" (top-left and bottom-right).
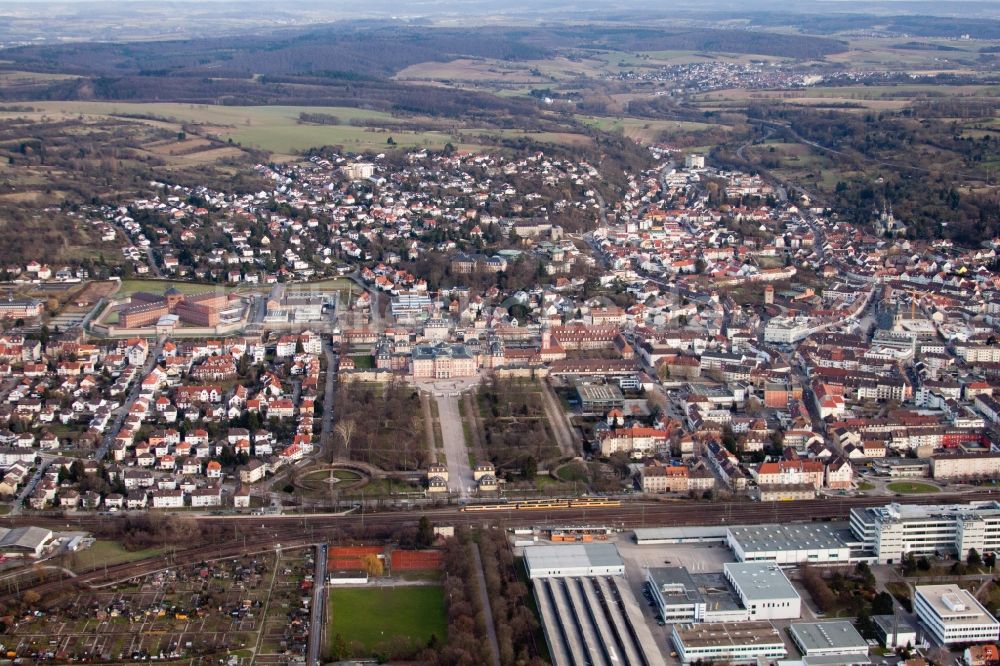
[{"x1": 327, "y1": 585, "x2": 446, "y2": 653}]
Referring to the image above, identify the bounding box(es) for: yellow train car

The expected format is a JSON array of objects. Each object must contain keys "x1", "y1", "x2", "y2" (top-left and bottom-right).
[
  {"x1": 459, "y1": 503, "x2": 510, "y2": 512},
  {"x1": 515, "y1": 499, "x2": 572, "y2": 510},
  {"x1": 570, "y1": 498, "x2": 621, "y2": 508}
]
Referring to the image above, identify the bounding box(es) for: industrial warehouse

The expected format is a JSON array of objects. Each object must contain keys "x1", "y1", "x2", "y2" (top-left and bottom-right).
[
  {"x1": 636, "y1": 499, "x2": 1000, "y2": 566},
  {"x1": 521, "y1": 499, "x2": 1000, "y2": 665},
  {"x1": 525, "y1": 544, "x2": 660, "y2": 665}
]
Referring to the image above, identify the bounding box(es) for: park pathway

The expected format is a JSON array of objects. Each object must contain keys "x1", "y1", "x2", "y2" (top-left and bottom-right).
[
  {"x1": 539, "y1": 380, "x2": 577, "y2": 457},
  {"x1": 471, "y1": 544, "x2": 501, "y2": 666},
  {"x1": 435, "y1": 393, "x2": 473, "y2": 498}
]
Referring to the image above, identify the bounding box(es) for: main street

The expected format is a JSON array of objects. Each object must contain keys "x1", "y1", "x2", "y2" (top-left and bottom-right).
[
  {"x1": 9, "y1": 454, "x2": 54, "y2": 516},
  {"x1": 319, "y1": 337, "x2": 338, "y2": 457},
  {"x1": 96, "y1": 335, "x2": 167, "y2": 461}
]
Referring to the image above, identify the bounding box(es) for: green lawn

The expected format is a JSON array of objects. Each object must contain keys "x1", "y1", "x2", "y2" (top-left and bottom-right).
[
  {"x1": 856, "y1": 482, "x2": 875, "y2": 491},
  {"x1": 77, "y1": 540, "x2": 168, "y2": 569},
  {"x1": 348, "y1": 354, "x2": 374, "y2": 370},
  {"x1": 331, "y1": 469, "x2": 361, "y2": 481},
  {"x1": 328, "y1": 586, "x2": 446, "y2": 653},
  {"x1": 345, "y1": 477, "x2": 422, "y2": 498},
  {"x1": 117, "y1": 279, "x2": 232, "y2": 298},
  {"x1": 887, "y1": 481, "x2": 940, "y2": 494},
  {"x1": 556, "y1": 462, "x2": 590, "y2": 483}
]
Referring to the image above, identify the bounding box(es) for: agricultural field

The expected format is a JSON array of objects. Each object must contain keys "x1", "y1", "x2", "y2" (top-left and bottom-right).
[
  {"x1": 395, "y1": 54, "x2": 622, "y2": 87},
  {"x1": 825, "y1": 38, "x2": 987, "y2": 73},
  {"x1": 4, "y1": 101, "x2": 606, "y2": 156},
  {"x1": 6, "y1": 547, "x2": 317, "y2": 665},
  {"x1": 575, "y1": 114, "x2": 728, "y2": 144},
  {"x1": 396, "y1": 58, "x2": 550, "y2": 84},
  {"x1": 0, "y1": 102, "x2": 479, "y2": 156},
  {"x1": 327, "y1": 586, "x2": 446, "y2": 655}
]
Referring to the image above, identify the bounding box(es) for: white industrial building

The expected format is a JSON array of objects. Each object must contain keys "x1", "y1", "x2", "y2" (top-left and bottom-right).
[
  {"x1": 671, "y1": 622, "x2": 787, "y2": 664},
  {"x1": 914, "y1": 585, "x2": 1000, "y2": 645},
  {"x1": 788, "y1": 621, "x2": 869, "y2": 663},
  {"x1": 525, "y1": 543, "x2": 660, "y2": 666},
  {"x1": 0, "y1": 526, "x2": 53, "y2": 558},
  {"x1": 850, "y1": 501, "x2": 1000, "y2": 564},
  {"x1": 764, "y1": 316, "x2": 816, "y2": 344},
  {"x1": 523, "y1": 543, "x2": 625, "y2": 579},
  {"x1": 647, "y1": 568, "x2": 757, "y2": 624},
  {"x1": 723, "y1": 562, "x2": 801, "y2": 621},
  {"x1": 727, "y1": 523, "x2": 854, "y2": 565}
]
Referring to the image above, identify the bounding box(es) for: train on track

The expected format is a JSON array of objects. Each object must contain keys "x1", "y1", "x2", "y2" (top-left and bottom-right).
[{"x1": 460, "y1": 498, "x2": 621, "y2": 512}]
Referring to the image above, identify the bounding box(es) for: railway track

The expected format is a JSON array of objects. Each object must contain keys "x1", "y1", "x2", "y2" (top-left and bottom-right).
[{"x1": 3, "y1": 490, "x2": 996, "y2": 603}]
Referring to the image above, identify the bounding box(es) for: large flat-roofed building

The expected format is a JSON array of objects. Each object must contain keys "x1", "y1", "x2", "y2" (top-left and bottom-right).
[
  {"x1": 726, "y1": 523, "x2": 854, "y2": 565},
  {"x1": 789, "y1": 621, "x2": 869, "y2": 662},
  {"x1": 914, "y1": 585, "x2": 1000, "y2": 645},
  {"x1": 646, "y1": 568, "x2": 749, "y2": 624},
  {"x1": 575, "y1": 383, "x2": 625, "y2": 413},
  {"x1": 850, "y1": 501, "x2": 1000, "y2": 564},
  {"x1": 723, "y1": 562, "x2": 801, "y2": 621},
  {"x1": 671, "y1": 621, "x2": 787, "y2": 664},
  {"x1": 633, "y1": 526, "x2": 728, "y2": 545},
  {"x1": 390, "y1": 292, "x2": 433, "y2": 321},
  {"x1": 264, "y1": 288, "x2": 333, "y2": 324},
  {"x1": 523, "y1": 543, "x2": 625, "y2": 579},
  {"x1": 342, "y1": 162, "x2": 374, "y2": 180},
  {"x1": 533, "y1": 573, "x2": 660, "y2": 665}
]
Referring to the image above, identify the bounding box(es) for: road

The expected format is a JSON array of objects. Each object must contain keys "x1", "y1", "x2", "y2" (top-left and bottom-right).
[
  {"x1": 96, "y1": 336, "x2": 166, "y2": 461},
  {"x1": 539, "y1": 379, "x2": 577, "y2": 458},
  {"x1": 435, "y1": 392, "x2": 474, "y2": 498},
  {"x1": 10, "y1": 454, "x2": 53, "y2": 516},
  {"x1": 319, "y1": 338, "x2": 338, "y2": 459},
  {"x1": 307, "y1": 543, "x2": 327, "y2": 666},
  {"x1": 111, "y1": 220, "x2": 163, "y2": 279},
  {"x1": 593, "y1": 190, "x2": 609, "y2": 227}
]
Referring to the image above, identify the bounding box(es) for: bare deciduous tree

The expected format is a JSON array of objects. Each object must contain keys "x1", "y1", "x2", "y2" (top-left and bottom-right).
[{"x1": 334, "y1": 418, "x2": 356, "y2": 462}]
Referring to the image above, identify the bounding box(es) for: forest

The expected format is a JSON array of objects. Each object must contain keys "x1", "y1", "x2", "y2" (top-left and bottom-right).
[
  {"x1": 740, "y1": 105, "x2": 1000, "y2": 245},
  {"x1": 1, "y1": 24, "x2": 843, "y2": 83},
  {"x1": 0, "y1": 23, "x2": 845, "y2": 117}
]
